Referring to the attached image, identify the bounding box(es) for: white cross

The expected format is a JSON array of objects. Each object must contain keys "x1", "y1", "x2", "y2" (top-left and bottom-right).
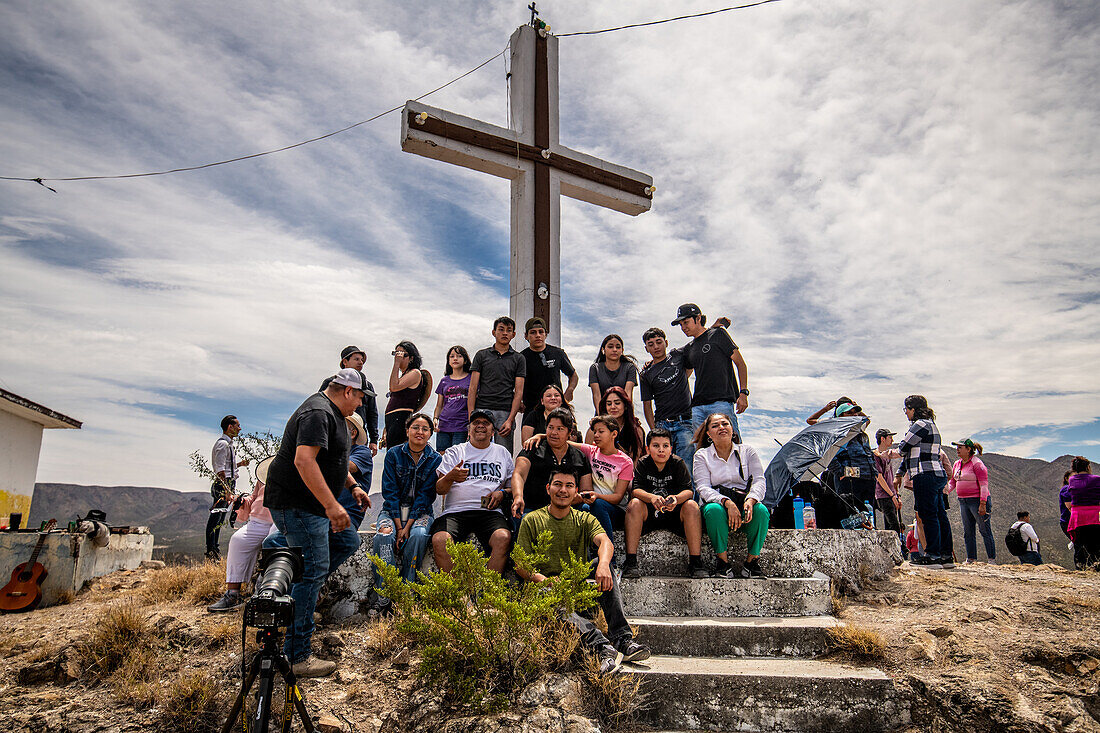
[{"x1": 401, "y1": 23, "x2": 653, "y2": 339}]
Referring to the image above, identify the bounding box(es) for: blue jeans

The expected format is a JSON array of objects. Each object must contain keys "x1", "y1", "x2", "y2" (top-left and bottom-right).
[
  {"x1": 581, "y1": 499, "x2": 626, "y2": 546},
  {"x1": 692, "y1": 401, "x2": 740, "y2": 438},
  {"x1": 436, "y1": 430, "x2": 468, "y2": 452},
  {"x1": 1020, "y1": 550, "x2": 1043, "y2": 565},
  {"x1": 372, "y1": 510, "x2": 432, "y2": 584},
  {"x1": 657, "y1": 417, "x2": 696, "y2": 469},
  {"x1": 959, "y1": 497, "x2": 995, "y2": 561},
  {"x1": 912, "y1": 473, "x2": 951, "y2": 559},
  {"x1": 265, "y1": 508, "x2": 361, "y2": 664}
]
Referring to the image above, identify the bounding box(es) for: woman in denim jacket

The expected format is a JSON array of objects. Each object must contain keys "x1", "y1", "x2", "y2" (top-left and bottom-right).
[{"x1": 370, "y1": 412, "x2": 442, "y2": 616}]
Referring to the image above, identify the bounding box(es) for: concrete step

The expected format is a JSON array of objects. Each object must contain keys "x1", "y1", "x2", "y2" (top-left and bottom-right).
[
  {"x1": 630, "y1": 615, "x2": 841, "y2": 658},
  {"x1": 620, "y1": 576, "x2": 832, "y2": 617},
  {"x1": 627, "y1": 655, "x2": 906, "y2": 731}
]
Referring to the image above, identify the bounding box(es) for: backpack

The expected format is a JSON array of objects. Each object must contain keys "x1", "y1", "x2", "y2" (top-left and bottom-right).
[{"x1": 1004, "y1": 524, "x2": 1027, "y2": 556}]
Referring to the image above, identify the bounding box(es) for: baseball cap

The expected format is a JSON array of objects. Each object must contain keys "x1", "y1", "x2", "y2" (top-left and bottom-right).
[
  {"x1": 330, "y1": 368, "x2": 376, "y2": 397},
  {"x1": 469, "y1": 409, "x2": 497, "y2": 427},
  {"x1": 341, "y1": 345, "x2": 366, "y2": 361},
  {"x1": 875, "y1": 428, "x2": 896, "y2": 441},
  {"x1": 670, "y1": 303, "x2": 703, "y2": 326},
  {"x1": 951, "y1": 438, "x2": 978, "y2": 450},
  {"x1": 525, "y1": 317, "x2": 548, "y2": 334}
]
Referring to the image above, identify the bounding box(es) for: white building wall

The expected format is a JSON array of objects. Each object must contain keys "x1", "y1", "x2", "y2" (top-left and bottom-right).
[{"x1": 0, "y1": 409, "x2": 44, "y2": 528}]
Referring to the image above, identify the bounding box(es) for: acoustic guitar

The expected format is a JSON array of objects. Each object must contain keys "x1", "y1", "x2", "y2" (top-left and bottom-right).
[{"x1": 0, "y1": 519, "x2": 57, "y2": 613}]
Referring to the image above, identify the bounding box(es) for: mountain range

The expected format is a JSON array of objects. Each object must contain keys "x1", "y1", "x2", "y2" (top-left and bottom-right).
[{"x1": 29, "y1": 451, "x2": 1084, "y2": 567}]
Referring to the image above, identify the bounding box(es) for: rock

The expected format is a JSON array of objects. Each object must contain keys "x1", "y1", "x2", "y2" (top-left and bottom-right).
[
  {"x1": 906, "y1": 641, "x2": 935, "y2": 662},
  {"x1": 563, "y1": 714, "x2": 600, "y2": 733},
  {"x1": 392, "y1": 646, "x2": 411, "y2": 668},
  {"x1": 928, "y1": 626, "x2": 955, "y2": 638},
  {"x1": 518, "y1": 673, "x2": 576, "y2": 708},
  {"x1": 16, "y1": 660, "x2": 61, "y2": 686},
  {"x1": 320, "y1": 632, "x2": 346, "y2": 649},
  {"x1": 969, "y1": 609, "x2": 996, "y2": 622},
  {"x1": 140, "y1": 560, "x2": 166, "y2": 569},
  {"x1": 58, "y1": 647, "x2": 82, "y2": 681},
  {"x1": 316, "y1": 714, "x2": 343, "y2": 733},
  {"x1": 335, "y1": 669, "x2": 364, "y2": 684},
  {"x1": 151, "y1": 614, "x2": 199, "y2": 643}
]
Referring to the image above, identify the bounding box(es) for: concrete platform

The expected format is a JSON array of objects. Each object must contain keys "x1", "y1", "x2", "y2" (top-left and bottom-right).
[
  {"x1": 630, "y1": 615, "x2": 841, "y2": 658},
  {"x1": 620, "y1": 576, "x2": 832, "y2": 618},
  {"x1": 629, "y1": 655, "x2": 905, "y2": 732}
]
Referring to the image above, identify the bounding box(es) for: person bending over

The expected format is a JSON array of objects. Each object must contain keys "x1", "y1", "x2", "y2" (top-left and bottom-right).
[
  {"x1": 692, "y1": 413, "x2": 770, "y2": 578},
  {"x1": 514, "y1": 467, "x2": 650, "y2": 675},
  {"x1": 623, "y1": 428, "x2": 706, "y2": 579},
  {"x1": 432, "y1": 410, "x2": 515, "y2": 573}
]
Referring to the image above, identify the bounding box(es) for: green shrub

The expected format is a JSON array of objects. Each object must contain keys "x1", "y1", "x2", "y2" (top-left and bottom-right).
[{"x1": 370, "y1": 532, "x2": 599, "y2": 712}]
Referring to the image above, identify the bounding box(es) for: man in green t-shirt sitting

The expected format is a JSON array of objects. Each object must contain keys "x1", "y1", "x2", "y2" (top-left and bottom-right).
[{"x1": 515, "y1": 466, "x2": 650, "y2": 674}]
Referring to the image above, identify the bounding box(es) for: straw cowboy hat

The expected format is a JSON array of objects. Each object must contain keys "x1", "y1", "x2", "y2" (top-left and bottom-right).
[
  {"x1": 256, "y1": 456, "x2": 275, "y2": 485},
  {"x1": 346, "y1": 412, "x2": 368, "y2": 446}
]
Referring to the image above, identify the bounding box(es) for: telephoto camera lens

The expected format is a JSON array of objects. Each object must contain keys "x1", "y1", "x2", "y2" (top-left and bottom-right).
[
  {"x1": 256, "y1": 549, "x2": 302, "y2": 597},
  {"x1": 243, "y1": 547, "x2": 304, "y2": 629}
]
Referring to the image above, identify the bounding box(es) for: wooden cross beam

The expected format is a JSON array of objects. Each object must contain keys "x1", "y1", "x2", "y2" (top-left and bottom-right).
[{"x1": 401, "y1": 23, "x2": 653, "y2": 339}]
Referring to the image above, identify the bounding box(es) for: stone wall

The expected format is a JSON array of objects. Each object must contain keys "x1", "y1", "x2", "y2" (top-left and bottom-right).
[{"x1": 323, "y1": 527, "x2": 902, "y2": 620}]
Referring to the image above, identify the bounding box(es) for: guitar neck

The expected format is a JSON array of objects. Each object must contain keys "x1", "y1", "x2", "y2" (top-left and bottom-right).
[{"x1": 26, "y1": 521, "x2": 57, "y2": 566}]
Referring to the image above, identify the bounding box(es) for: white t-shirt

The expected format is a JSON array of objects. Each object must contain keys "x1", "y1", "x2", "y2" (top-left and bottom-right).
[
  {"x1": 1011, "y1": 521, "x2": 1040, "y2": 553},
  {"x1": 437, "y1": 442, "x2": 514, "y2": 516}
]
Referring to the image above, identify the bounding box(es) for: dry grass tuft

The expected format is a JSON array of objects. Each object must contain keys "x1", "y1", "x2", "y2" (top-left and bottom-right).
[
  {"x1": 344, "y1": 681, "x2": 370, "y2": 702},
  {"x1": 155, "y1": 669, "x2": 224, "y2": 732},
  {"x1": 141, "y1": 561, "x2": 225, "y2": 605},
  {"x1": 826, "y1": 623, "x2": 887, "y2": 661},
  {"x1": 55, "y1": 589, "x2": 76, "y2": 605},
  {"x1": 830, "y1": 586, "x2": 846, "y2": 616},
  {"x1": 201, "y1": 617, "x2": 241, "y2": 649},
  {"x1": 575, "y1": 654, "x2": 645, "y2": 732},
  {"x1": 78, "y1": 603, "x2": 157, "y2": 682},
  {"x1": 363, "y1": 618, "x2": 402, "y2": 657}
]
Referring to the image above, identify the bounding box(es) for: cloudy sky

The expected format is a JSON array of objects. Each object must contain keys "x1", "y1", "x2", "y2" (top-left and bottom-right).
[{"x1": 2, "y1": 0, "x2": 1097, "y2": 492}]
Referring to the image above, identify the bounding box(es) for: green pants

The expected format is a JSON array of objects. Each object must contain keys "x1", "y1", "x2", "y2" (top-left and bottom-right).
[{"x1": 702, "y1": 501, "x2": 770, "y2": 557}]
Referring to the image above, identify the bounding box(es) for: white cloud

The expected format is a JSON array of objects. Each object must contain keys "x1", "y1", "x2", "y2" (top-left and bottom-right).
[{"x1": 0, "y1": 0, "x2": 1097, "y2": 489}]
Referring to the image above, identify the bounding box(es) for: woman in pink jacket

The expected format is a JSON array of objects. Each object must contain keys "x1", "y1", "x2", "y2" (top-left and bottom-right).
[{"x1": 949, "y1": 438, "x2": 995, "y2": 563}]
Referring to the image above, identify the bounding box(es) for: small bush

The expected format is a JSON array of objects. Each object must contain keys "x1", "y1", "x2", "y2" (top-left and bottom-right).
[
  {"x1": 79, "y1": 603, "x2": 156, "y2": 682},
  {"x1": 826, "y1": 623, "x2": 887, "y2": 661},
  {"x1": 576, "y1": 654, "x2": 645, "y2": 731},
  {"x1": 141, "y1": 561, "x2": 225, "y2": 605},
  {"x1": 155, "y1": 669, "x2": 224, "y2": 732},
  {"x1": 371, "y1": 533, "x2": 599, "y2": 712}
]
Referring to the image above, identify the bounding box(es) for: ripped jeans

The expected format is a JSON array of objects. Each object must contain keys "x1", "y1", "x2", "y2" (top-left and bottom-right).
[{"x1": 372, "y1": 510, "x2": 432, "y2": 584}]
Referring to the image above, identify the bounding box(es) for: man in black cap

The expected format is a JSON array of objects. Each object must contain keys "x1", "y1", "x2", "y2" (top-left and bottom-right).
[
  {"x1": 670, "y1": 303, "x2": 750, "y2": 436},
  {"x1": 319, "y1": 346, "x2": 380, "y2": 456},
  {"x1": 872, "y1": 428, "x2": 904, "y2": 533}
]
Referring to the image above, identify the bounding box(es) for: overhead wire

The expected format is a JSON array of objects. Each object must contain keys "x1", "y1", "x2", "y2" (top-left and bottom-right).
[{"x1": 1, "y1": 1, "x2": 784, "y2": 189}]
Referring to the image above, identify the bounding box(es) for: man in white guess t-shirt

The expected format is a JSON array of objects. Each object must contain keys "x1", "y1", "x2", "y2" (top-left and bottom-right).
[{"x1": 431, "y1": 410, "x2": 516, "y2": 573}]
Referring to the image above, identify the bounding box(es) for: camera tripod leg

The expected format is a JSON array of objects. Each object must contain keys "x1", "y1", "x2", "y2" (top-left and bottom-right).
[
  {"x1": 275, "y1": 653, "x2": 315, "y2": 733},
  {"x1": 220, "y1": 654, "x2": 262, "y2": 733}
]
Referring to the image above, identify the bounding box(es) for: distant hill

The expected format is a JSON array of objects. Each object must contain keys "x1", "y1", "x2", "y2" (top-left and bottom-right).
[
  {"x1": 30, "y1": 450, "x2": 1088, "y2": 566},
  {"x1": 29, "y1": 483, "x2": 212, "y2": 561}
]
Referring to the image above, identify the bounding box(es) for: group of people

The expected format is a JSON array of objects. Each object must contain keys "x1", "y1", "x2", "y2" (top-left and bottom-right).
[{"x1": 201, "y1": 302, "x2": 1100, "y2": 678}]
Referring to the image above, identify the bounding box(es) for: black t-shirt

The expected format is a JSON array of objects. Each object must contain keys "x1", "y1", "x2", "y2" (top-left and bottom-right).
[
  {"x1": 319, "y1": 374, "x2": 379, "y2": 443},
  {"x1": 521, "y1": 345, "x2": 575, "y2": 412},
  {"x1": 264, "y1": 393, "x2": 351, "y2": 516},
  {"x1": 639, "y1": 348, "x2": 692, "y2": 421},
  {"x1": 588, "y1": 361, "x2": 639, "y2": 398},
  {"x1": 517, "y1": 442, "x2": 592, "y2": 512},
  {"x1": 522, "y1": 409, "x2": 548, "y2": 435},
  {"x1": 471, "y1": 346, "x2": 527, "y2": 411},
  {"x1": 632, "y1": 455, "x2": 693, "y2": 498},
  {"x1": 683, "y1": 326, "x2": 739, "y2": 406}
]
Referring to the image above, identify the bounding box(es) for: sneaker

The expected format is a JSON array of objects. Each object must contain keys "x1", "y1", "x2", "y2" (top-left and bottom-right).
[
  {"x1": 596, "y1": 645, "x2": 622, "y2": 676},
  {"x1": 621, "y1": 558, "x2": 642, "y2": 579},
  {"x1": 712, "y1": 559, "x2": 736, "y2": 578},
  {"x1": 291, "y1": 656, "x2": 337, "y2": 678},
  {"x1": 911, "y1": 555, "x2": 943, "y2": 569},
  {"x1": 615, "y1": 638, "x2": 651, "y2": 663},
  {"x1": 206, "y1": 590, "x2": 243, "y2": 613},
  {"x1": 689, "y1": 563, "x2": 709, "y2": 579},
  {"x1": 739, "y1": 558, "x2": 767, "y2": 579},
  {"x1": 938, "y1": 556, "x2": 956, "y2": 569}
]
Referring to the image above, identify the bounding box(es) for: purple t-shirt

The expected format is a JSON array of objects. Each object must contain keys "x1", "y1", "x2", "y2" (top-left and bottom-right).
[{"x1": 435, "y1": 374, "x2": 471, "y2": 433}]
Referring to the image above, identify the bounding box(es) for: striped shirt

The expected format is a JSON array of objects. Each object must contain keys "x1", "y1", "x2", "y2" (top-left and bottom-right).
[{"x1": 895, "y1": 419, "x2": 947, "y2": 479}]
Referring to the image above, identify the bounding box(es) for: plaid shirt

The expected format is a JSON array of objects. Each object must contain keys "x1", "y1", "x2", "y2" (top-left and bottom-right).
[{"x1": 895, "y1": 419, "x2": 947, "y2": 478}]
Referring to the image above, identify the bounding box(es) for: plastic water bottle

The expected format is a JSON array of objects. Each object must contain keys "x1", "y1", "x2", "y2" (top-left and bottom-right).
[
  {"x1": 803, "y1": 502, "x2": 817, "y2": 529},
  {"x1": 863, "y1": 501, "x2": 875, "y2": 529},
  {"x1": 793, "y1": 497, "x2": 805, "y2": 529}
]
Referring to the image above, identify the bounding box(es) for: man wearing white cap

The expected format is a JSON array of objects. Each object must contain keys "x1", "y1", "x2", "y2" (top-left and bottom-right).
[{"x1": 263, "y1": 368, "x2": 372, "y2": 678}]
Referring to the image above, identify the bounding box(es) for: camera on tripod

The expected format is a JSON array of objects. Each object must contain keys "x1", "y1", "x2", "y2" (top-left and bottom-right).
[{"x1": 242, "y1": 547, "x2": 304, "y2": 630}]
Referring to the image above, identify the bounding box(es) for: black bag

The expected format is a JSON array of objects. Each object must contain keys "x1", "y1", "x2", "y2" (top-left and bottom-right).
[{"x1": 1005, "y1": 525, "x2": 1027, "y2": 556}]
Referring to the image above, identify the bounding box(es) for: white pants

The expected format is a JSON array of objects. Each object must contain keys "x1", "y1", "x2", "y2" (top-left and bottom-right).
[{"x1": 225, "y1": 520, "x2": 276, "y2": 584}]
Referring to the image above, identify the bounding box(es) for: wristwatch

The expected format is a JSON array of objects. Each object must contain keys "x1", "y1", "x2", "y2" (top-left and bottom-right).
[{"x1": 739, "y1": 389, "x2": 750, "y2": 396}]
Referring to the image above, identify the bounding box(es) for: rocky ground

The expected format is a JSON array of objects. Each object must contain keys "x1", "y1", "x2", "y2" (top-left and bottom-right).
[
  {"x1": 842, "y1": 561, "x2": 1100, "y2": 733},
  {"x1": 1, "y1": 561, "x2": 1097, "y2": 732}
]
